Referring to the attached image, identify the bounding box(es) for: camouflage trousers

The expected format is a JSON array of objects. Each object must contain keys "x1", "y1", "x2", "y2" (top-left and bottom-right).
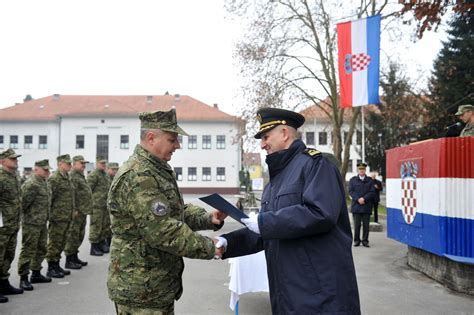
[
  {"x1": 46, "y1": 221, "x2": 71, "y2": 262},
  {"x1": 115, "y1": 303, "x2": 174, "y2": 315},
  {"x1": 18, "y1": 224, "x2": 48, "y2": 276},
  {"x1": 89, "y1": 207, "x2": 108, "y2": 243},
  {"x1": 0, "y1": 229, "x2": 18, "y2": 280},
  {"x1": 104, "y1": 210, "x2": 112, "y2": 239},
  {"x1": 64, "y1": 212, "x2": 87, "y2": 256}
]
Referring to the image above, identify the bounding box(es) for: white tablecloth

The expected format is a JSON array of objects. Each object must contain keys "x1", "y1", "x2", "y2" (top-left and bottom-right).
[{"x1": 228, "y1": 251, "x2": 269, "y2": 310}]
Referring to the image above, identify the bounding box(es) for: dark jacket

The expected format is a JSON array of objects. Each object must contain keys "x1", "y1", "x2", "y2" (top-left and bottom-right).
[
  {"x1": 372, "y1": 178, "x2": 383, "y2": 203},
  {"x1": 222, "y1": 140, "x2": 360, "y2": 315},
  {"x1": 348, "y1": 176, "x2": 376, "y2": 214}
]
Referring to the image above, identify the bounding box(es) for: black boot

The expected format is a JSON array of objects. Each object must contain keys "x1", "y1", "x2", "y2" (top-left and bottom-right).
[
  {"x1": 0, "y1": 293, "x2": 8, "y2": 303},
  {"x1": 30, "y1": 270, "x2": 52, "y2": 283},
  {"x1": 98, "y1": 240, "x2": 110, "y2": 254},
  {"x1": 90, "y1": 243, "x2": 104, "y2": 256},
  {"x1": 19, "y1": 275, "x2": 34, "y2": 291},
  {"x1": 0, "y1": 279, "x2": 24, "y2": 295},
  {"x1": 65, "y1": 255, "x2": 82, "y2": 270},
  {"x1": 57, "y1": 262, "x2": 71, "y2": 275},
  {"x1": 47, "y1": 261, "x2": 64, "y2": 278},
  {"x1": 74, "y1": 253, "x2": 88, "y2": 266}
]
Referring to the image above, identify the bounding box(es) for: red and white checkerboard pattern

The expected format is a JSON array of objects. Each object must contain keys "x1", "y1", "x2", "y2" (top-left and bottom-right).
[
  {"x1": 401, "y1": 179, "x2": 417, "y2": 224},
  {"x1": 351, "y1": 53, "x2": 371, "y2": 72}
]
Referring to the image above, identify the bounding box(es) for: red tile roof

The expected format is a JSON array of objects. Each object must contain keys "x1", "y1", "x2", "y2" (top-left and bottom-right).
[{"x1": 0, "y1": 95, "x2": 239, "y2": 122}]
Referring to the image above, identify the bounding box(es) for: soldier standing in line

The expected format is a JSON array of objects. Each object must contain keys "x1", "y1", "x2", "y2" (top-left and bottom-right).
[
  {"x1": 107, "y1": 109, "x2": 225, "y2": 314},
  {"x1": 17, "y1": 159, "x2": 53, "y2": 291},
  {"x1": 88, "y1": 158, "x2": 110, "y2": 256},
  {"x1": 104, "y1": 162, "x2": 119, "y2": 247},
  {"x1": 45, "y1": 154, "x2": 74, "y2": 278},
  {"x1": 0, "y1": 149, "x2": 24, "y2": 303},
  {"x1": 64, "y1": 155, "x2": 92, "y2": 269}
]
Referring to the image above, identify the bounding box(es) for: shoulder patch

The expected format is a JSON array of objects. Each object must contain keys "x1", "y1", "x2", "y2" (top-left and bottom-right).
[
  {"x1": 151, "y1": 200, "x2": 168, "y2": 217},
  {"x1": 304, "y1": 148, "x2": 321, "y2": 158}
]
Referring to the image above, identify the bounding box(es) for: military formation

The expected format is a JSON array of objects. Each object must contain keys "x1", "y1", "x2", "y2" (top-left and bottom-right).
[{"x1": 0, "y1": 148, "x2": 119, "y2": 303}]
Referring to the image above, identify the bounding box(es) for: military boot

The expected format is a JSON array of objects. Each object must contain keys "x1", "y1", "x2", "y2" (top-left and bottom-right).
[
  {"x1": 0, "y1": 293, "x2": 8, "y2": 303},
  {"x1": 19, "y1": 275, "x2": 34, "y2": 291},
  {"x1": 90, "y1": 243, "x2": 104, "y2": 256},
  {"x1": 47, "y1": 261, "x2": 64, "y2": 278},
  {"x1": 0, "y1": 279, "x2": 24, "y2": 295},
  {"x1": 30, "y1": 270, "x2": 52, "y2": 283},
  {"x1": 65, "y1": 255, "x2": 82, "y2": 270},
  {"x1": 98, "y1": 240, "x2": 110, "y2": 254},
  {"x1": 74, "y1": 253, "x2": 88, "y2": 266},
  {"x1": 57, "y1": 262, "x2": 71, "y2": 275}
]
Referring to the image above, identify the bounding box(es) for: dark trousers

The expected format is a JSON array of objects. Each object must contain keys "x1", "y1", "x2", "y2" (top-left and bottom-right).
[
  {"x1": 373, "y1": 202, "x2": 379, "y2": 223},
  {"x1": 353, "y1": 213, "x2": 370, "y2": 244}
]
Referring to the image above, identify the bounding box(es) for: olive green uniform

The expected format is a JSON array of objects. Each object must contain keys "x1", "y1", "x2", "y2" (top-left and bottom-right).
[{"x1": 87, "y1": 168, "x2": 110, "y2": 244}]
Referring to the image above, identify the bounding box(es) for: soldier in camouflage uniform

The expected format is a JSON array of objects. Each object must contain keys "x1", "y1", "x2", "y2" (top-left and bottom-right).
[
  {"x1": 64, "y1": 155, "x2": 92, "y2": 269},
  {"x1": 107, "y1": 109, "x2": 226, "y2": 314},
  {"x1": 88, "y1": 158, "x2": 110, "y2": 256},
  {"x1": 17, "y1": 159, "x2": 53, "y2": 291},
  {"x1": 0, "y1": 149, "x2": 24, "y2": 303},
  {"x1": 455, "y1": 104, "x2": 474, "y2": 137},
  {"x1": 46, "y1": 154, "x2": 75, "y2": 278},
  {"x1": 104, "y1": 162, "x2": 119, "y2": 247}
]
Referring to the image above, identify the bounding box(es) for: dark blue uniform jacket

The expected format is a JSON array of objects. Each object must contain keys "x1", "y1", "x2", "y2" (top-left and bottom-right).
[
  {"x1": 222, "y1": 140, "x2": 360, "y2": 315},
  {"x1": 348, "y1": 176, "x2": 376, "y2": 214}
]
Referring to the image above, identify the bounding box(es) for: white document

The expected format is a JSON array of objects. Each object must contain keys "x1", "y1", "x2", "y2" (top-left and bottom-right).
[{"x1": 0, "y1": 211, "x2": 3, "y2": 227}]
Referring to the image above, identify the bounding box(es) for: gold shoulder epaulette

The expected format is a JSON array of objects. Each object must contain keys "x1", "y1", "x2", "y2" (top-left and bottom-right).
[{"x1": 304, "y1": 148, "x2": 321, "y2": 158}]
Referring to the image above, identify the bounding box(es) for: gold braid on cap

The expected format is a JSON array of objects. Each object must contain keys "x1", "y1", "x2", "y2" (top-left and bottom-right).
[{"x1": 259, "y1": 120, "x2": 287, "y2": 129}]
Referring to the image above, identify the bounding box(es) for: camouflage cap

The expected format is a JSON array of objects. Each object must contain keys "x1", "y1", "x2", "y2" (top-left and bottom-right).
[
  {"x1": 35, "y1": 159, "x2": 52, "y2": 170},
  {"x1": 455, "y1": 104, "x2": 474, "y2": 116},
  {"x1": 0, "y1": 148, "x2": 22, "y2": 160},
  {"x1": 73, "y1": 155, "x2": 89, "y2": 163},
  {"x1": 107, "y1": 162, "x2": 119, "y2": 169},
  {"x1": 139, "y1": 108, "x2": 189, "y2": 136},
  {"x1": 57, "y1": 154, "x2": 72, "y2": 163},
  {"x1": 96, "y1": 157, "x2": 108, "y2": 164}
]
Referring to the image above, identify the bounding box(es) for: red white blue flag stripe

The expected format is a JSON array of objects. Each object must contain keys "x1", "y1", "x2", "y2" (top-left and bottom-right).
[{"x1": 337, "y1": 15, "x2": 381, "y2": 108}]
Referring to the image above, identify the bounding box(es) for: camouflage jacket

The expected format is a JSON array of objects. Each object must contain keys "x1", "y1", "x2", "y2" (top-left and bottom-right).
[
  {"x1": 107, "y1": 145, "x2": 218, "y2": 309},
  {"x1": 460, "y1": 123, "x2": 474, "y2": 137},
  {"x1": 88, "y1": 168, "x2": 109, "y2": 209},
  {"x1": 0, "y1": 168, "x2": 22, "y2": 232},
  {"x1": 49, "y1": 170, "x2": 75, "y2": 222},
  {"x1": 21, "y1": 174, "x2": 51, "y2": 226},
  {"x1": 70, "y1": 169, "x2": 92, "y2": 215}
]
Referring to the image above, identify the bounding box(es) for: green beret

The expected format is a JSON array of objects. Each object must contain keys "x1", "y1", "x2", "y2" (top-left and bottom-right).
[
  {"x1": 73, "y1": 155, "x2": 89, "y2": 163},
  {"x1": 139, "y1": 108, "x2": 189, "y2": 136},
  {"x1": 57, "y1": 154, "x2": 72, "y2": 163},
  {"x1": 35, "y1": 159, "x2": 52, "y2": 170},
  {"x1": 455, "y1": 104, "x2": 474, "y2": 116},
  {"x1": 254, "y1": 108, "x2": 305, "y2": 139},
  {"x1": 0, "y1": 148, "x2": 21, "y2": 160},
  {"x1": 107, "y1": 162, "x2": 119, "y2": 169}
]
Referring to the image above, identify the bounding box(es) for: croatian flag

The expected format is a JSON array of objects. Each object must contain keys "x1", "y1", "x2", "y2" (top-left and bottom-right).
[{"x1": 337, "y1": 15, "x2": 381, "y2": 108}]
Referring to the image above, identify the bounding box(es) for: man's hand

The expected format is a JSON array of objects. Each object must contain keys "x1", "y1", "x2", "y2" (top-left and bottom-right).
[
  {"x1": 213, "y1": 237, "x2": 227, "y2": 259},
  {"x1": 211, "y1": 210, "x2": 228, "y2": 225},
  {"x1": 241, "y1": 214, "x2": 260, "y2": 234},
  {"x1": 73, "y1": 210, "x2": 80, "y2": 218},
  {"x1": 357, "y1": 197, "x2": 365, "y2": 205}
]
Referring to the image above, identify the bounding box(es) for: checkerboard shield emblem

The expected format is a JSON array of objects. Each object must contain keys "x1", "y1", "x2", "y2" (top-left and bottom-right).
[{"x1": 400, "y1": 161, "x2": 419, "y2": 224}]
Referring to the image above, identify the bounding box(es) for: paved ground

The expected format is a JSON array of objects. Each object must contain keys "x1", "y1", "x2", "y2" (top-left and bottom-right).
[{"x1": 1, "y1": 194, "x2": 473, "y2": 315}]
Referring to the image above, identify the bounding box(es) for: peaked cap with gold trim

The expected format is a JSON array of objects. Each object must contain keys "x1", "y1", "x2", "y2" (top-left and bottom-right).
[{"x1": 254, "y1": 108, "x2": 305, "y2": 139}]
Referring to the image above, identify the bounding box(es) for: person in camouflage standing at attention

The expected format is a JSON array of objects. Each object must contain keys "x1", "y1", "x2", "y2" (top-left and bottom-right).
[
  {"x1": 17, "y1": 159, "x2": 53, "y2": 291},
  {"x1": 64, "y1": 155, "x2": 92, "y2": 269},
  {"x1": 88, "y1": 158, "x2": 110, "y2": 256},
  {"x1": 0, "y1": 149, "x2": 24, "y2": 303},
  {"x1": 104, "y1": 162, "x2": 119, "y2": 248},
  {"x1": 46, "y1": 154, "x2": 74, "y2": 278},
  {"x1": 107, "y1": 109, "x2": 226, "y2": 315}
]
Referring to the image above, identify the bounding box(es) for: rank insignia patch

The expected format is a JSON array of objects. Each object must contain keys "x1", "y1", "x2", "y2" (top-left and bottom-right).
[{"x1": 151, "y1": 201, "x2": 168, "y2": 217}]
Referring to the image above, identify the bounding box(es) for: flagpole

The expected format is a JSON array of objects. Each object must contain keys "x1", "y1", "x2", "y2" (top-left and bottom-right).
[{"x1": 361, "y1": 108, "x2": 365, "y2": 163}]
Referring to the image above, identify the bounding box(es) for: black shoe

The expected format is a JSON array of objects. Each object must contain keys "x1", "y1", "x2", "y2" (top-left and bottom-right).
[
  {"x1": 0, "y1": 279, "x2": 24, "y2": 295},
  {"x1": 98, "y1": 240, "x2": 110, "y2": 254},
  {"x1": 354, "y1": 241, "x2": 361, "y2": 247},
  {"x1": 19, "y1": 277, "x2": 34, "y2": 291},
  {"x1": 0, "y1": 294, "x2": 8, "y2": 303},
  {"x1": 30, "y1": 270, "x2": 52, "y2": 283},
  {"x1": 57, "y1": 264, "x2": 71, "y2": 275},
  {"x1": 90, "y1": 243, "x2": 104, "y2": 256},
  {"x1": 47, "y1": 262, "x2": 64, "y2": 278},
  {"x1": 74, "y1": 253, "x2": 88, "y2": 266},
  {"x1": 362, "y1": 242, "x2": 370, "y2": 248},
  {"x1": 65, "y1": 255, "x2": 82, "y2": 270}
]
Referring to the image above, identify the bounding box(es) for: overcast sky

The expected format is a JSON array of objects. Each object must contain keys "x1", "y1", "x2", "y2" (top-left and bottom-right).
[{"x1": 0, "y1": 1, "x2": 446, "y2": 115}]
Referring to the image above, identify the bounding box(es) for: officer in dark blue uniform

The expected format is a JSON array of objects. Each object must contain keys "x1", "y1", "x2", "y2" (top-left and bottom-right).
[
  {"x1": 215, "y1": 108, "x2": 360, "y2": 314},
  {"x1": 349, "y1": 163, "x2": 376, "y2": 247}
]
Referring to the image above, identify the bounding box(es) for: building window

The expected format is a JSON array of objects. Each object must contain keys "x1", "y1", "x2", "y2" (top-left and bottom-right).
[
  {"x1": 76, "y1": 135, "x2": 85, "y2": 149},
  {"x1": 0, "y1": 135, "x2": 3, "y2": 149},
  {"x1": 356, "y1": 131, "x2": 362, "y2": 145},
  {"x1": 177, "y1": 135, "x2": 183, "y2": 149},
  {"x1": 217, "y1": 167, "x2": 226, "y2": 181},
  {"x1": 24, "y1": 135, "x2": 33, "y2": 149},
  {"x1": 10, "y1": 135, "x2": 18, "y2": 149},
  {"x1": 202, "y1": 135, "x2": 211, "y2": 149},
  {"x1": 216, "y1": 135, "x2": 226, "y2": 149},
  {"x1": 97, "y1": 135, "x2": 109, "y2": 160},
  {"x1": 39, "y1": 135, "x2": 48, "y2": 149},
  {"x1": 188, "y1": 167, "x2": 197, "y2": 181},
  {"x1": 306, "y1": 132, "x2": 315, "y2": 145},
  {"x1": 188, "y1": 135, "x2": 197, "y2": 149},
  {"x1": 174, "y1": 167, "x2": 183, "y2": 181},
  {"x1": 319, "y1": 132, "x2": 327, "y2": 145},
  {"x1": 202, "y1": 167, "x2": 211, "y2": 181},
  {"x1": 120, "y1": 135, "x2": 129, "y2": 149}
]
